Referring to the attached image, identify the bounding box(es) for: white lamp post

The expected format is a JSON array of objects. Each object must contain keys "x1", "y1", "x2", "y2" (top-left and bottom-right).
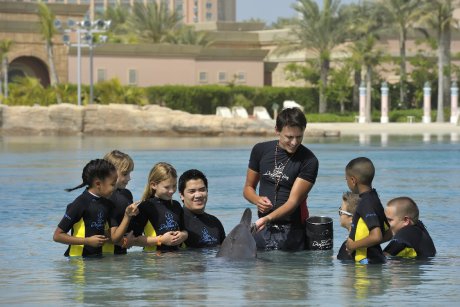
[{"x1": 55, "y1": 18, "x2": 110, "y2": 106}]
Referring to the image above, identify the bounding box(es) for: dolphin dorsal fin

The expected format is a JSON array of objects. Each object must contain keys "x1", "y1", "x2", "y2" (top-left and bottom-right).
[{"x1": 240, "y1": 208, "x2": 252, "y2": 227}]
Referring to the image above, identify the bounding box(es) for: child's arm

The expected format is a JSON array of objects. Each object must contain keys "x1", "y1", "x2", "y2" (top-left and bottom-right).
[
  {"x1": 133, "y1": 234, "x2": 163, "y2": 247},
  {"x1": 346, "y1": 227, "x2": 383, "y2": 252},
  {"x1": 53, "y1": 227, "x2": 109, "y2": 247},
  {"x1": 110, "y1": 202, "x2": 139, "y2": 243}
]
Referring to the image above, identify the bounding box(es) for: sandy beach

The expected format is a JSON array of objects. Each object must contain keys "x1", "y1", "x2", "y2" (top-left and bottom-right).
[{"x1": 309, "y1": 122, "x2": 460, "y2": 136}]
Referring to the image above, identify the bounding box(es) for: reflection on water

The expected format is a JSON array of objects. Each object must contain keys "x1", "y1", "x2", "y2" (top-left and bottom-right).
[{"x1": 1, "y1": 135, "x2": 460, "y2": 305}]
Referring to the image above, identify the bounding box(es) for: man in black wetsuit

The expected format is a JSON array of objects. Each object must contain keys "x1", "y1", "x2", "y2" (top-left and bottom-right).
[
  {"x1": 244, "y1": 107, "x2": 319, "y2": 251},
  {"x1": 179, "y1": 169, "x2": 226, "y2": 248}
]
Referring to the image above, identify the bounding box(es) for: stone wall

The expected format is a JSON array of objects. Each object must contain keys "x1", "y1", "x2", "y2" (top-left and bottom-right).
[{"x1": 0, "y1": 104, "x2": 333, "y2": 137}]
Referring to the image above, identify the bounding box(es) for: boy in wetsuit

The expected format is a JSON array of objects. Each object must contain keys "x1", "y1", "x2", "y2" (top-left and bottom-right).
[
  {"x1": 384, "y1": 197, "x2": 436, "y2": 259},
  {"x1": 178, "y1": 169, "x2": 225, "y2": 248},
  {"x1": 337, "y1": 191, "x2": 360, "y2": 261},
  {"x1": 345, "y1": 157, "x2": 390, "y2": 264}
]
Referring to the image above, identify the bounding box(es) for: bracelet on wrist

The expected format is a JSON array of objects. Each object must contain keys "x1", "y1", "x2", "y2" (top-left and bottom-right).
[{"x1": 156, "y1": 235, "x2": 162, "y2": 246}]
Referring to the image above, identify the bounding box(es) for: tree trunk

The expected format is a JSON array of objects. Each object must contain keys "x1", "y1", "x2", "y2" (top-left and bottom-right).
[
  {"x1": 318, "y1": 58, "x2": 329, "y2": 113},
  {"x1": 0, "y1": 57, "x2": 3, "y2": 103},
  {"x1": 437, "y1": 28, "x2": 446, "y2": 122},
  {"x1": 399, "y1": 28, "x2": 407, "y2": 108},
  {"x1": 47, "y1": 43, "x2": 62, "y2": 104},
  {"x1": 365, "y1": 65, "x2": 372, "y2": 123},
  {"x1": 2, "y1": 56, "x2": 7, "y2": 98},
  {"x1": 353, "y1": 69, "x2": 360, "y2": 109},
  {"x1": 443, "y1": 24, "x2": 451, "y2": 110}
]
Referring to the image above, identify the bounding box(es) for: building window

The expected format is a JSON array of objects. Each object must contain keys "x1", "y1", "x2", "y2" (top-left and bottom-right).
[
  {"x1": 236, "y1": 72, "x2": 246, "y2": 83},
  {"x1": 218, "y1": 72, "x2": 227, "y2": 83},
  {"x1": 206, "y1": 2, "x2": 212, "y2": 9},
  {"x1": 206, "y1": 12, "x2": 212, "y2": 21},
  {"x1": 128, "y1": 69, "x2": 138, "y2": 85},
  {"x1": 199, "y1": 72, "x2": 208, "y2": 83},
  {"x1": 97, "y1": 69, "x2": 106, "y2": 82}
]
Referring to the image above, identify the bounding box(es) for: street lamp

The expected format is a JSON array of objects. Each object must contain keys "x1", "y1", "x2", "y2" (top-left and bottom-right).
[{"x1": 55, "y1": 18, "x2": 110, "y2": 106}]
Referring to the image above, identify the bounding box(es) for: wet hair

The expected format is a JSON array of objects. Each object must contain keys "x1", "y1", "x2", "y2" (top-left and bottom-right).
[
  {"x1": 387, "y1": 196, "x2": 419, "y2": 223},
  {"x1": 178, "y1": 169, "x2": 208, "y2": 194},
  {"x1": 275, "y1": 107, "x2": 307, "y2": 132},
  {"x1": 345, "y1": 157, "x2": 375, "y2": 186},
  {"x1": 342, "y1": 191, "x2": 360, "y2": 215},
  {"x1": 103, "y1": 150, "x2": 134, "y2": 174},
  {"x1": 65, "y1": 159, "x2": 116, "y2": 192},
  {"x1": 142, "y1": 162, "x2": 177, "y2": 200}
]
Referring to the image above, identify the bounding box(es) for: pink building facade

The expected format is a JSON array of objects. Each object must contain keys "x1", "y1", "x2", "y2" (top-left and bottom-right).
[{"x1": 68, "y1": 44, "x2": 267, "y2": 87}]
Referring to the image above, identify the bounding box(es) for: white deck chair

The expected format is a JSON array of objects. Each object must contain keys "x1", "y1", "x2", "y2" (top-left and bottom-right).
[
  {"x1": 253, "y1": 106, "x2": 272, "y2": 120},
  {"x1": 231, "y1": 106, "x2": 249, "y2": 119},
  {"x1": 216, "y1": 106, "x2": 233, "y2": 118}
]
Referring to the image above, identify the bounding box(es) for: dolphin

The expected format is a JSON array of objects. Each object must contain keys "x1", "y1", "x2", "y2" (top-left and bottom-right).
[{"x1": 216, "y1": 208, "x2": 257, "y2": 259}]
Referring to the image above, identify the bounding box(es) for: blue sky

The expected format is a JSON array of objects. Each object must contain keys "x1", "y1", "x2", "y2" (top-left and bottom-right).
[{"x1": 237, "y1": 0, "x2": 357, "y2": 24}]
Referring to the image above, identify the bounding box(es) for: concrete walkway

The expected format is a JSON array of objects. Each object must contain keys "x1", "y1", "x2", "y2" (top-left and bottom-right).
[{"x1": 309, "y1": 122, "x2": 460, "y2": 136}]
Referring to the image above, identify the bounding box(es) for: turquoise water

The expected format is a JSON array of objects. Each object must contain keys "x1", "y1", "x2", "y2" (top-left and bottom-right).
[{"x1": 1, "y1": 134, "x2": 459, "y2": 305}]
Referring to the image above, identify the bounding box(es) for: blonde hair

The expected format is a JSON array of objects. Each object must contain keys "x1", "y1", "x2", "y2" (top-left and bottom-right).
[
  {"x1": 103, "y1": 150, "x2": 134, "y2": 173},
  {"x1": 142, "y1": 162, "x2": 177, "y2": 200}
]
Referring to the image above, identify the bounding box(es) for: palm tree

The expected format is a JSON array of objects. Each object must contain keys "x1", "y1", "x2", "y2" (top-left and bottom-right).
[
  {"x1": 101, "y1": 4, "x2": 136, "y2": 43},
  {"x1": 167, "y1": 26, "x2": 213, "y2": 46},
  {"x1": 348, "y1": 35, "x2": 384, "y2": 122},
  {"x1": 0, "y1": 39, "x2": 13, "y2": 102},
  {"x1": 341, "y1": 1, "x2": 384, "y2": 111},
  {"x1": 129, "y1": 2, "x2": 182, "y2": 44},
  {"x1": 378, "y1": 0, "x2": 423, "y2": 108},
  {"x1": 418, "y1": 0, "x2": 456, "y2": 122},
  {"x1": 37, "y1": 1, "x2": 61, "y2": 103},
  {"x1": 279, "y1": 0, "x2": 347, "y2": 113}
]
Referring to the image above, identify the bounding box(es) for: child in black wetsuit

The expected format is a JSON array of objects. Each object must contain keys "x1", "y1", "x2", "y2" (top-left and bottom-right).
[
  {"x1": 384, "y1": 197, "x2": 436, "y2": 259},
  {"x1": 344, "y1": 157, "x2": 390, "y2": 264},
  {"x1": 132, "y1": 162, "x2": 188, "y2": 252},
  {"x1": 103, "y1": 150, "x2": 139, "y2": 254},
  {"x1": 337, "y1": 191, "x2": 359, "y2": 261},
  {"x1": 53, "y1": 159, "x2": 138, "y2": 257}
]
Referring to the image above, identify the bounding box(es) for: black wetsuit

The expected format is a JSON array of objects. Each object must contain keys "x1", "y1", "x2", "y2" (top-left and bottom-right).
[
  {"x1": 182, "y1": 207, "x2": 225, "y2": 248},
  {"x1": 348, "y1": 189, "x2": 389, "y2": 264},
  {"x1": 248, "y1": 140, "x2": 318, "y2": 251},
  {"x1": 384, "y1": 221, "x2": 436, "y2": 258},
  {"x1": 132, "y1": 197, "x2": 185, "y2": 252},
  {"x1": 57, "y1": 190, "x2": 114, "y2": 257},
  {"x1": 105, "y1": 188, "x2": 135, "y2": 255}
]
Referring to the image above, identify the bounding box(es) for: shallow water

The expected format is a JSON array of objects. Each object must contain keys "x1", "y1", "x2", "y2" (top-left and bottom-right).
[{"x1": 1, "y1": 134, "x2": 459, "y2": 305}]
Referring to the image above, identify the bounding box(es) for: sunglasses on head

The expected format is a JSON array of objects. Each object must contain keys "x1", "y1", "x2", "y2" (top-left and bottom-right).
[{"x1": 338, "y1": 207, "x2": 353, "y2": 217}]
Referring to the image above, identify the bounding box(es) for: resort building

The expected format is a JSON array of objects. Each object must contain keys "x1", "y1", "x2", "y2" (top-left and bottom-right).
[
  {"x1": 6, "y1": 0, "x2": 236, "y2": 24},
  {"x1": 1, "y1": 0, "x2": 460, "y2": 91}
]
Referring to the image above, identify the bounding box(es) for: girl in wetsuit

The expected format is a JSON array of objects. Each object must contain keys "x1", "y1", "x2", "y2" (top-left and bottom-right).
[
  {"x1": 131, "y1": 162, "x2": 188, "y2": 252},
  {"x1": 53, "y1": 159, "x2": 139, "y2": 257}
]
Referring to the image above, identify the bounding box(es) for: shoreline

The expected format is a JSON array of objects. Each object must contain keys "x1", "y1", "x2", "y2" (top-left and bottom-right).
[
  {"x1": 1, "y1": 104, "x2": 459, "y2": 137},
  {"x1": 309, "y1": 122, "x2": 460, "y2": 136}
]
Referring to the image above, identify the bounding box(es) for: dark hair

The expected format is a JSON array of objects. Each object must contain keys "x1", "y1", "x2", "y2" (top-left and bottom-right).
[
  {"x1": 345, "y1": 157, "x2": 375, "y2": 186},
  {"x1": 65, "y1": 159, "x2": 116, "y2": 192},
  {"x1": 275, "y1": 107, "x2": 307, "y2": 132},
  {"x1": 178, "y1": 169, "x2": 208, "y2": 194}
]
